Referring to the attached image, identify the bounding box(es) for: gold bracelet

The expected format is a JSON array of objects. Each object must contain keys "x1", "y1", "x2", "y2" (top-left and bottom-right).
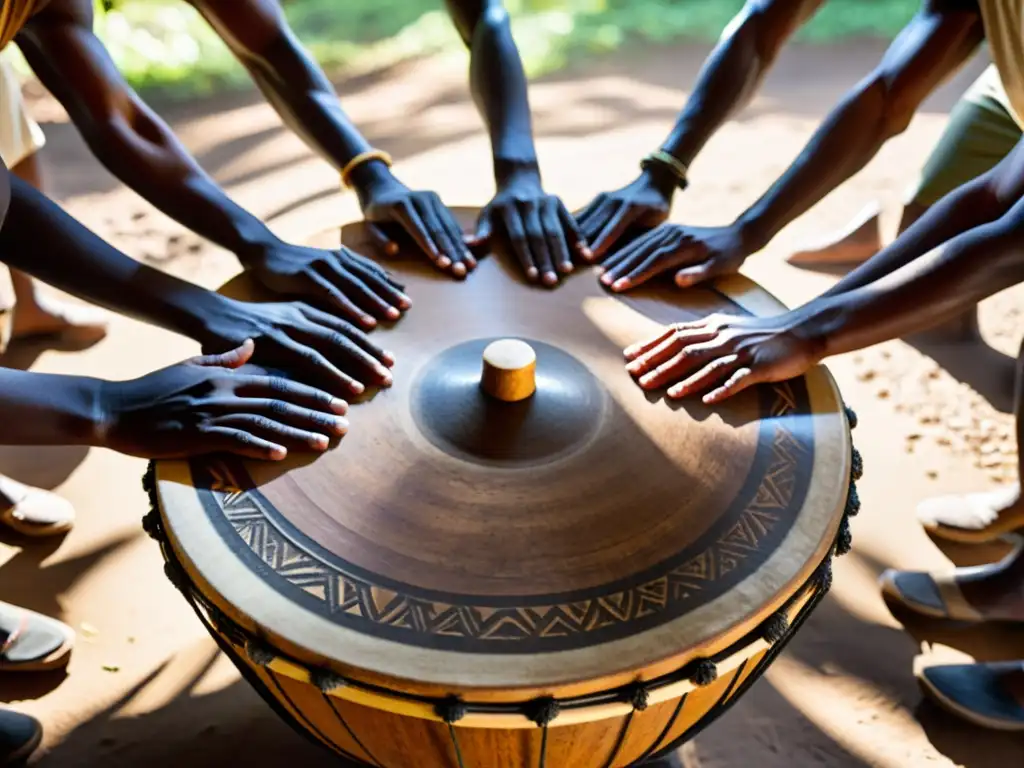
[
  {"x1": 640, "y1": 149, "x2": 689, "y2": 189},
  {"x1": 341, "y1": 149, "x2": 393, "y2": 188}
]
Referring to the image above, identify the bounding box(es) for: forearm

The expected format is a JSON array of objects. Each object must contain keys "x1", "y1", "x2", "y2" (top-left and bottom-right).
[
  {"x1": 16, "y1": 30, "x2": 280, "y2": 261},
  {"x1": 801, "y1": 210, "x2": 1024, "y2": 356},
  {"x1": 0, "y1": 369, "x2": 105, "y2": 446},
  {"x1": 447, "y1": 0, "x2": 538, "y2": 179},
  {"x1": 0, "y1": 177, "x2": 227, "y2": 342},
  {"x1": 662, "y1": 0, "x2": 820, "y2": 167},
  {"x1": 822, "y1": 135, "x2": 1024, "y2": 298},
  {"x1": 733, "y1": 8, "x2": 980, "y2": 249},
  {"x1": 189, "y1": 0, "x2": 389, "y2": 193}
]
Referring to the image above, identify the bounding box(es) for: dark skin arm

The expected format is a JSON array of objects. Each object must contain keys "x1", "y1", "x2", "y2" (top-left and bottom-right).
[
  {"x1": 16, "y1": 0, "x2": 410, "y2": 326},
  {"x1": 1, "y1": 176, "x2": 396, "y2": 398},
  {"x1": 623, "y1": 138, "x2": 1024, "y2": 402},
  {"x1": 0, "y1": 159, "x2": 345, "y2": 461},
  {"x1": 579, "y1": 0, "x2": 825, "y2": 257},
  {"x1": 445, "y1": 0, "x2": 589, "y2": 286},
  {"x1": 186, "y1": 0, "x2": 475, "y2": 277},
  {"x1": 601, "y1": 0, "x2": 984, "y2": 292}
]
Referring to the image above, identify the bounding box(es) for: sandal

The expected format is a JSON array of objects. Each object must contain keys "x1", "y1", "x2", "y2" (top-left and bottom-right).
[
  {"x1": 0, "y1": 601, "x2": 73, "y2": 672},
  {"x1": 0, "y1": 709, "x2": 41, "y2": 766},
  {"x1": 918, "y1": 660, "x2": 1024, "y2": 731},
  {"x1": 0, "y1": 477, "x2": 74, "y2": 538}
]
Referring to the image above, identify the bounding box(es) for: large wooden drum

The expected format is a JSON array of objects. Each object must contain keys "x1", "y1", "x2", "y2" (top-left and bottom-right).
[{"x1": 145, "y1": 215, "x2": 858, "y2": 767}]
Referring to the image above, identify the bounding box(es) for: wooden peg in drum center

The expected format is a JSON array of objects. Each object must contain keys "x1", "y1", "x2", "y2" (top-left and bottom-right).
[{"x1": 480, "y1": 339, "x2": 536, "y2": 402}]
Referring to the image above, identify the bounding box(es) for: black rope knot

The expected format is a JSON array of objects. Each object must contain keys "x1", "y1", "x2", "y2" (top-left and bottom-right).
[
  {"x1": 435, "y1": 696, "x2": 468, "y2": 724},
  {"x1": 689, "y1": 659, "x2": 718, "y2": 687},
  {"x1": 525, "y1": 697, "x2": 561, "y2": 727},
  {"x1": 835, "y1": 516, "x2": 853, "y2": 556},
  {"x1": 141, "y1": 463, "x2": 156, "y2": 497},
  {"x1": 845, "y1": 484, "x2": 861, "y2": 517},
  {"x1": 851, "y1": 448, "x2": 864, "y2": 481},
  {"x1": 162, "y1": 561, "x2": 187, "y2": 593},
  {"x1": 626, "y1": 684, "x2": 650, "y2": 712},
  {"x1": 844, "y1": 406, "x2": 858, "y2": 430},
  {"x1": 310, "y1": 668, "x2": 347, "y2": 693},
  {"x1": 141, "y1": 508, "x2": 163, "y2": 541},
  {"x1": 760, "y1": 611, "x2": 790, "y2": 645},
  {"x1": 244, "y1": 639, "x2": 276, "y2": 667},
  {"x1": 813, "y1": 560, "x2": 834, "y2": 594}
]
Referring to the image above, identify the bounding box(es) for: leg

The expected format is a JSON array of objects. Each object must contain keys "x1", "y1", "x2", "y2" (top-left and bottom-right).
[
  {"x1": 6, "y1": 153, "x2": 107, "y2": 343},
  {"x1": 788, "y1": 63, "x2": 1020, "y2": 327},
  {"x1": 915, "y1": 335, "x2": 1024, "y2": 544}
]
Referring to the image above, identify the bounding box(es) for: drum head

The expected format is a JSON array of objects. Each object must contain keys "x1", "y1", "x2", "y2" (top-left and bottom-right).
[{"x1": 156, "y1": 211, "x2": 849, "y2": 690}]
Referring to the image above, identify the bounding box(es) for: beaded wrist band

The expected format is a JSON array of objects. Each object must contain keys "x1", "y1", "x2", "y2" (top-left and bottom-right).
[
  {"x1": 640, "y1": 149, "x2": 689, "y2": 190},
  {"x1": 341, "y1": 149, "x2": 393, "y2": 188}
]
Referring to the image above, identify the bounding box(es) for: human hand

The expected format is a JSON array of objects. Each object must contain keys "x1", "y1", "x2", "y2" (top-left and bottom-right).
[
  {"x1": 472, "y1": 168, "x2": 591, "y2": 286},
  {"x1": 244, "y1": 240, "x2": 411, "y2": 329},
  {"x1": 198, "y1": 297, "x2": 395, "y2": 397},
  {"x1": 576, "y1": 169, "x2": 674, "y2": 258},
  {"x1": 623, "y1": 313, "x2": 824, "y2": 403},
  {"x1": 599, "y1": 224, "x2": 750, "y2": 292},
  {"x1": 100, "y1": 340, "x2": 349, "y2": 461},
  {"x1": 358, "y1": 173, "x2": 476, "y2": 278}
]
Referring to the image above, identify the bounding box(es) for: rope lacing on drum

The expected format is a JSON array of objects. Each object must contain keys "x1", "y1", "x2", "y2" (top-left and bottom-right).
[
  {"x1": 310, "y1": 669, "x2": 346, "y2": 693},
  {"x1": 436, "y1": 696, "x2": 468, "y2": 768},
  {"x1": 835, "y1": 405, "x2": 861, "y2": 557},
  {"x1": 245, "y1": 639, "x2": 277, "y2": 668},
  {"x1": 599, "y1": 684, "x2": 651, "y2": 768},
  {"x1": 525, "y1": 697, "x2": 560, "y2": 768},
  {"x1": 688, "y1": 659, "x2": 718, "y2": 687},
  {"x1": 758, "y1": 611, "x2": 790, "y2": 645}
]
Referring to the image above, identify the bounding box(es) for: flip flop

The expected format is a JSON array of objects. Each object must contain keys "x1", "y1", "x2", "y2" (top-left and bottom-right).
[
  {"x1": 916, "y1": 488, "x2": 1024, "y2": 545},
  {"x1": 0, "y1": 477, "x2": 74, "y2": 538},
  {"x1": 879, "y1": 568, "x2": 985, "y2": 622},
  {"x1": 917, "y1": 660, "x2": 1024, "y2": 731},
  {"x1": 0, "y1": 601, "x2": 74, "y2": 673},
  {"x1": 0, "y1": 709, "x2": 42, "y2": 765}
]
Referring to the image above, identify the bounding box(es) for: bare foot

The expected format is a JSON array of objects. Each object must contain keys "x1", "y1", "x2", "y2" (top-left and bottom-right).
[
  {"x1": 787, "y1": 203, "x2": 882, "y2": 267},
  {"x1": 11, "y1": 293, "x2": 108, "y2": 344},
  {"x1": 917, "y1": 485, "x2": 1024, "y2": 544}
]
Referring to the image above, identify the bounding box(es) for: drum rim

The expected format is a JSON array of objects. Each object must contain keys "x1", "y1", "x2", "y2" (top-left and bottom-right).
[{"x1": 152, "y1": 267, "x2": 851, "y2": 690}]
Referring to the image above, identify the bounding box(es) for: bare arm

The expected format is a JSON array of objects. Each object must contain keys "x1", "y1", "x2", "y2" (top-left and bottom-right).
[
  {"x1": 17, "y1": 0, "x2": 278, "y2": 259},
  {"x1": 822, "y1": 135, "x2": 1024, "y2": 297},
  {"x1": 737, "y1": 0, "x2": 983, "y2": 249},
  {"x1": 186, "y1": 0, "x2": 477, "y2": 275},
  {"x1": 664, "y1": 0, "x2": 825, "y2": 169},
  {"x1": 579, "y1": 0, "x2": 825, "y2": 254},
  {"x1": 445, "y1": 0, "x2": 537, "y2": 178},
  {"x1": 185, "y1": 0, "x2": 379, "y2": 189}
]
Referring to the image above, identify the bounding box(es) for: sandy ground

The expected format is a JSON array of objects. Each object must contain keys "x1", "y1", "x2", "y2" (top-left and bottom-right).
[{"x1": 1, "y1": 41, "x2": 1023, "y2": 767}]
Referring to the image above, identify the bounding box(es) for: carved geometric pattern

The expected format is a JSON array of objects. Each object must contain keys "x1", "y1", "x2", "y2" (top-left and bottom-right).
[{"x1": 201, "y1": 384, "x2": 808, "y2": 647}]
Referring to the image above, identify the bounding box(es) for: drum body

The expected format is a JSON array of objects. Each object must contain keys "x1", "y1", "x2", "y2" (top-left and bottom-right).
[{"x1": 148, "y1": 215, "x2": 855, "y2": 768}]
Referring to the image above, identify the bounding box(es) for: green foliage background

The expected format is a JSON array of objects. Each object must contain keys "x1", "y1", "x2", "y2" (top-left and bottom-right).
[{"x1": 88, "y1": 0, "x2": 919, "y2": 96}]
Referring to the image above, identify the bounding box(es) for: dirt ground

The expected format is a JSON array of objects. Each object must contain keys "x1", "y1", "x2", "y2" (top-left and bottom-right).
[{"x1": 1, "y1": 40, "x2": 1023, "y2": 767}]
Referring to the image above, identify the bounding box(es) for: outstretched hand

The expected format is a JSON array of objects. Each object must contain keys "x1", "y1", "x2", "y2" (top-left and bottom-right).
[
  {"x1": 245, "y1": 241, "x2": 411, "y2": 328},
  {"x1": 360, "y1": 176, "x2": 476, "y2": 278},
  {"x1": 200, "y1": 298, "x2": 396, "y2": 398},
  {"x1": 101, "y1": 340, "x2": 349, "y2": 461},
  {"x1": 600, "y1": 224, "x2": 749, "y2": 292},
  {"x1": 472, "y1": 172, "x2": 591, "y2": 287},
  {"x1": 576, "y1": 171, "x2": 674, "y2": 258},
  {"x1": 624, "y1": 314, "x2": 823, "y2": 403}
]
